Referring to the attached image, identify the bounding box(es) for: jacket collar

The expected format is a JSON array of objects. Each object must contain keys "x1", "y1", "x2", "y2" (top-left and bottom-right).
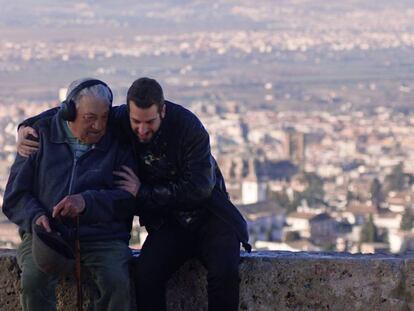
[{"x1": 49, "y1": 111, "x2": 112, "y2": 151}]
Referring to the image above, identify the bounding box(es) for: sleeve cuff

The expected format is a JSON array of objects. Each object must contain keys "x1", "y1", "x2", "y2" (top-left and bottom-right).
[{"x1": 80, "y1": 192, "x2": 92, "y2": 220}]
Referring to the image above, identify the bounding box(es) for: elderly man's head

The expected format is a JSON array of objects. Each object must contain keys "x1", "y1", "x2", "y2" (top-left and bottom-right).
[{"x1": 66, "y1": 78, "x2": 112, "y2": 144}]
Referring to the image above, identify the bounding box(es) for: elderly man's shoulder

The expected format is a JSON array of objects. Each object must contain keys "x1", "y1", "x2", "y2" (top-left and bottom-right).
[{"x1": 31, "y1": 114, "x2": 55, "y2": 132}]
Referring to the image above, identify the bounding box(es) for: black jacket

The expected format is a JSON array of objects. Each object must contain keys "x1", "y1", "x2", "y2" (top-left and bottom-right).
[
  {"x1": 3, "y1": 113, "x2": 137, "y2": 242},
  {"x1": 113, "y1": 101, "x2": 250, "y2": 250}
]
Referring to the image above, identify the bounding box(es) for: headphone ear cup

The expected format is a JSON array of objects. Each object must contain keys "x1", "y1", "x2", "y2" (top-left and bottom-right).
[
  {"x1": 61, "y1": 99, "x2": 76, "y2": 121},
  {"x1": 61, "y1": 79, "x2": 111, "y2": 121}
]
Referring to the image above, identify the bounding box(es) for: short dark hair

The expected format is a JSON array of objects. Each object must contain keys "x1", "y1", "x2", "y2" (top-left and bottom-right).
[{"x1": 127, "y1": 77, "x2": 164, "y2": 111}]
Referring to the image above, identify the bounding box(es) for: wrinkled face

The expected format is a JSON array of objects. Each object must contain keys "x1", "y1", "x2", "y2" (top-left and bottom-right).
[
  {"x1": 128, "y1": 101, "x2": 165, "y2": 143},
  {"x1": 68, "y1": 95, "x2": 110, "y2": 144}
]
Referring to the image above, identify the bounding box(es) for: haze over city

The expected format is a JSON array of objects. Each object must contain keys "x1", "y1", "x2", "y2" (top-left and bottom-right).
[{"x1": 2, "y1": 0, "x2": 414, "y2": 254}]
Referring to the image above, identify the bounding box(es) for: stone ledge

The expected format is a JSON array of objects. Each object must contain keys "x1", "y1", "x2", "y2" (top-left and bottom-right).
[{"x1": 2, "y1": 249, "x2": 414, "y2": 310}]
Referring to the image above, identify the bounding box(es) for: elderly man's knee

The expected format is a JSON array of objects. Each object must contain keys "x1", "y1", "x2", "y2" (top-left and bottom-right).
[
  {"x1": 98, "y1": 268, "x2": 130, "y2": 293},
  {"x1": 21, "y1": 268, "x2": 55, "y2": 295}
]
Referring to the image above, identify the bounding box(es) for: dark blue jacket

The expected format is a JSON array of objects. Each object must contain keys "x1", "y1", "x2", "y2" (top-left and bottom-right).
[{"x1": 2, "y1": 113, "x2": 137, "y2": 243}]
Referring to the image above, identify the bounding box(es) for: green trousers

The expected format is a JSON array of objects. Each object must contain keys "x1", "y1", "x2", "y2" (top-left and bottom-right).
[{"x1": 17, "y1": 233, "x2": 132, "y2": 311}]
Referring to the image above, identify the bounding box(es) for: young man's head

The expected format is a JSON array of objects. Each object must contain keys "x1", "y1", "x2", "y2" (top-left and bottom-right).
[
  {"x1": 127, "y1": 77, "x2": 166, "y2": 143},
  {"x1": 66, "y1": 78, "x2": 112, "y2": 144}
]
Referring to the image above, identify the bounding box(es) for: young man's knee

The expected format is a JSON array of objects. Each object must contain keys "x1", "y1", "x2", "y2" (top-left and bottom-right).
[
  {"x1": 134, "y1": 265, "x2": 170, "y2": 289},
  {"x1": 135, "y1": 254, "x2": 179, "y2": 285},
  {"x1": 208, "y1": 261, "x2": 240, "y2": 285}
]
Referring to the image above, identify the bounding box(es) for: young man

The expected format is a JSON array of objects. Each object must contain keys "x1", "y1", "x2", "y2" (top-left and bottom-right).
[
  {"x1": 4, "y1": 78, "x2": 137, "y2": 311},
  {"x1": 17, "y1": 77, "x2": 250, "y2": 311}
]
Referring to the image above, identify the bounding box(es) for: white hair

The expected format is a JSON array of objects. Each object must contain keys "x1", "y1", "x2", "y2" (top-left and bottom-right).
[{"x1": 67, "y1": 78, "x2": 112, "y2": 107}]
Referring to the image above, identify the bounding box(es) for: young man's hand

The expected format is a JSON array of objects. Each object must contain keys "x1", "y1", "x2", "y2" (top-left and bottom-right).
[
  {"x1": 52, "y1": 194, "x2": 86, "y2": 218},
  {"x1": 113, "y1": 165, "x2": 141, "y2": 197},
  {"x1": 17, "y1": 126, "x2": 39, "y2": 157}
]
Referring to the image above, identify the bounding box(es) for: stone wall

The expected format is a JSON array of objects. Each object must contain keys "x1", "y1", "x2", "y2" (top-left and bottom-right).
[{"x1": 1, "y1": 249, "x2": 414, "y2": 310}]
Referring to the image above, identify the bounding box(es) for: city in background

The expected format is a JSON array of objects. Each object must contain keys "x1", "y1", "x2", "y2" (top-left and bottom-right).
[{"x1": 2, "y1": 0, "x2": 414, "y2": 254}]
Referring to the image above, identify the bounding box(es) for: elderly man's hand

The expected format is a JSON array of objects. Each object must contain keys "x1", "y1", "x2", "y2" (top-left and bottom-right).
[
  {"x1": 113, "y1": 165, "x2": 141, "y2": 197},
  {"x1": 35, "y1": 215, "x2": 51, "y2": 232},
  {"x1": 17, "y1": 126, "x2": 39, "y2": 158},
  {"x1": 52, "y1": 194, "x2": 85, "y2": 218}
]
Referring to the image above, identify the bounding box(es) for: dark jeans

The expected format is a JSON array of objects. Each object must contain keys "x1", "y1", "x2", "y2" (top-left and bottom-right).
[{"x1": 135, "y1": 213, "x2": 241, "y2": 311}]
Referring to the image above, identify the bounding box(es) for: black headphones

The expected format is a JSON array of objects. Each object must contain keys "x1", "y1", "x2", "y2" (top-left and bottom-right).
[{"x1": 60, "y1": 79, "x2": 113, "y2": 121}]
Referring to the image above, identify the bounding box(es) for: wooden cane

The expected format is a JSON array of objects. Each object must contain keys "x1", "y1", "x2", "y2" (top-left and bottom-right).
[{"x1": 75, "y1": 215, "x2": 82, "y2": 311}]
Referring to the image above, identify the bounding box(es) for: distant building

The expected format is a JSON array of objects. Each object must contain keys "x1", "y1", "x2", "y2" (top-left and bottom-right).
[
  {"x1": 238, "y1": 200, "x2": 285, "y2": 243},
  {"x1": 241, "y1": 159, "x2": 267, "y2": 204},
  {"x1": 284, "y1": 130, "x2": 306, "y2": 169},
  {"x1": 255, "y1": 239, "x2": 320, "y2": 252},
  {"x1": 241, "y1": 178, "x2": 267, "y2": 205},
  {"x1": 388, "y1": 230, "x2": 414, "y2": 253},
  {"x1": 386, "y1": 191, "x2": 413, "y2": 213},
  {"x1": 373, "y1": 211, "x2": 402, "y2": 232},
  {"x1": 309, "y1": 213, "x2": 338, "y2": 246},
  {"x1": 342, "y1": 201, "x2": 377, "y2": 225},
  {"x1": 360, "y1": 242, "x2": 389, "y2": 254},
  {"x1": 286, "y1": 210, "x2": 318, "y2": 239},
  {"x1": 347, "y1": 178, "x2": 372, "y2": 202}
]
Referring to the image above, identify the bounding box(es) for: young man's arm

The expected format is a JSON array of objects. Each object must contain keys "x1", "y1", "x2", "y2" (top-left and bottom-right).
[{"x1": 17, "y1": 107, "x2": 58, "y2": 157}]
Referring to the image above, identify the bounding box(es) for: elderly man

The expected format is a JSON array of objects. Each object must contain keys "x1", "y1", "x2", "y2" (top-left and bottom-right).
[
  {"x1": 3, "y1": 78, "x2": 137, "y2": 311},
  {"x1": 17, "y1": 77, "x2": 250, "y2": 311}
]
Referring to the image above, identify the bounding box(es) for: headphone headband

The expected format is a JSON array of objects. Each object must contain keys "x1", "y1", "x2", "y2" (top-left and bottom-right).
[
  {"x1": 65, "y1": 79, "x2": 113, "y2": 105},
  {"x1": 61, "y1": 79, "x2": 113, "y2": 121}
]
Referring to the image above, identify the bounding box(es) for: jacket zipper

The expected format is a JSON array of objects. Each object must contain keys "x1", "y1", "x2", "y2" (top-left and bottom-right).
[
  {"x1": 68, "y1": 157, "x2": 77, "y2": 195},
  {"x1": 67, "y1": 145, "x2": 95, "y2": 195},
  {"x1": 65, "y1": 146, "x2": 96, "y2": 240}
]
